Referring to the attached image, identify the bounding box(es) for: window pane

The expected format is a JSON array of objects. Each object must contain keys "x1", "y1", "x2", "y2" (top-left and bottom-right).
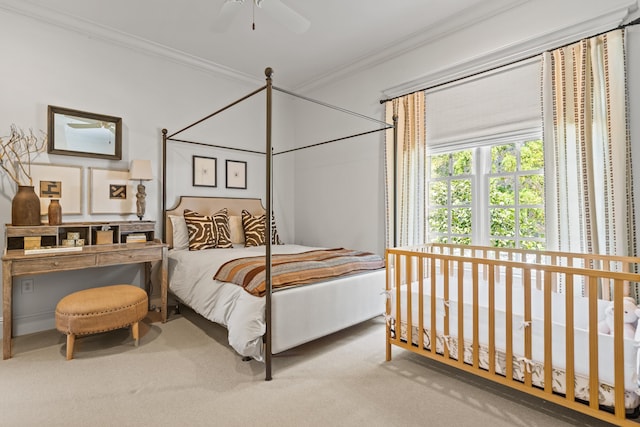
[
  {"x1": 451, "y1": 208, "x2": 471, "y2": 234},
  {"x1": 452, "y1": 151, "x2": 472, "y2": 175},
  {"x1": 451, "y1": 236, "x2": 471, "y2": 245},
  {"x1": 490, "y1": 238, "x2": 516, "y2": 248},
  {"x1": 491, "y1": 144, "x2": 517, "y2": 173},
  {"x1": 428, "y1": 208, "x2": 449, "y2": 233},
  {"x1": 520, "y1": 240, "x2": 544, "y2": 250},
  {"x1": 429, "y1": 181, "x2": 448, "y2": 205},
  {"x1": 519, "y1": 208, "x2": 545, "y2": 238},
  {"x1": 519, "y1": 175, "x2": 544, "y2": 205},
  {"x1": 490, "y1": 208, "x2": 515, "y2": 237},
  {"x1": 451, "y1": 179, "x2": 471, "y2": 205},
  {"x1": 520, "y1": 139, "x2": 544, "y2": 170},
  {"x1": 430, "y1": 154, "x2": 450, "y2": 178},
  {"x1": 489, "y1": 177, "x2": 515, "y2": 205}
]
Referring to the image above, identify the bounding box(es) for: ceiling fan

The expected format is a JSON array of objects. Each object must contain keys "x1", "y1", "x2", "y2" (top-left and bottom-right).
[{"x1": 213, "y1": 0, "x2": 310, "y2": 34}]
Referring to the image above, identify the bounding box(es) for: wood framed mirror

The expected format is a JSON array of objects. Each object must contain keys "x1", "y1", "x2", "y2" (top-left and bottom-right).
[{"x1": 47, "y1": 105, "x2": 122, "y2": 160}]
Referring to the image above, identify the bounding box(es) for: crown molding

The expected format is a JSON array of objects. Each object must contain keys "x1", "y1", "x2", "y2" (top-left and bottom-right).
[
  {"x1": 380, "y1": 3, "x2": 636, "y2": 100},
  {"x1": 0, "y1": 0, "x2": 263, "y2": 86},
  {"x1": 295, "y1": 0, "x2": 529, "y2": 92}
]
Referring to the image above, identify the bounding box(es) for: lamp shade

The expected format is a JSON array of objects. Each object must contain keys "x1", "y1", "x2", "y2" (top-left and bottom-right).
[{"x1": 129, "y1": 159, "x2": 153, "y2": 181}]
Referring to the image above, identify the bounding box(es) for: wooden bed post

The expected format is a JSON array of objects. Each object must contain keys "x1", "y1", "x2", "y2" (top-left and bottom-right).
[{"x1": 265, "y1": 67, "x2": 274, "y2": 381}]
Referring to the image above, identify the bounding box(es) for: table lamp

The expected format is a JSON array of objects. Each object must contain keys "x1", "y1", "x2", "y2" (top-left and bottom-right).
[{"x1": 129, "y1": 159, "x2": 153, "y2": 220}]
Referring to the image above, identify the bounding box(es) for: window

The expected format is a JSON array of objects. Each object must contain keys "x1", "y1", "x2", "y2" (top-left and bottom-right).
[{"x1": 427, "y1": 138, "x2": 544, "y2": 249}]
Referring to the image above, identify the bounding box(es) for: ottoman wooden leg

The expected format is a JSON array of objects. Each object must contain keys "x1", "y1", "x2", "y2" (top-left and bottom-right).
[
  {"x1": 132, "y1": 322, "x2": 139, "y2": 347},
  {"x1": 66, "y1": 334, "x2": 75, "y2": 360}
]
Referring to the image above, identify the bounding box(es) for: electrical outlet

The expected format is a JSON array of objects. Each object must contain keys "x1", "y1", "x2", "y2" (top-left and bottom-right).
[{"x1": 21, "y1": 279, "x2": 34, "y2": 294}]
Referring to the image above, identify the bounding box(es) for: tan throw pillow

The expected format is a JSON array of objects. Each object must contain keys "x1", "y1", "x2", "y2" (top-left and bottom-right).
[
  {"x1": 211, "y1": 208, "x2": 233, "y2": 249},
  {"x1": 229, "y1": 215, "x2": 245, "y2": 244},
  {"x1": 184, "y1": 209, "x2": 216, "y2": 251}
]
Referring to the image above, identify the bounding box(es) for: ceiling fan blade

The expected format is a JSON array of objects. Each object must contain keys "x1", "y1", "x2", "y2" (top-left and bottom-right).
[
  {"x1": 212, "y1": 0, "x2": 244, "y2": 33},
  {"x1": 259, "y1": 0, "x2": 310, "y2": 34}
]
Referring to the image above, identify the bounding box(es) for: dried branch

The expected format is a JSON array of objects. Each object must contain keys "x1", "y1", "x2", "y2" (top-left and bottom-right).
[{"x1": 0, "y1": 124, "x2": 47, "y2": 187}]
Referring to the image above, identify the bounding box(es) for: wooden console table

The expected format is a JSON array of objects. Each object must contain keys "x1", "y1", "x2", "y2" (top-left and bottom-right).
[{"x1": 2, "y1": 241, "x2": 168, "y2": 359}]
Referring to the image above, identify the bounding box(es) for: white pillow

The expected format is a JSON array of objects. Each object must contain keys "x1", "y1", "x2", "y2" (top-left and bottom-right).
[
  {"x1": 169, "y1": 215, "x2": 189, "y2": 250},
  {"x1": 229, "y1": 215, "x2": 245, "y2": 244}
]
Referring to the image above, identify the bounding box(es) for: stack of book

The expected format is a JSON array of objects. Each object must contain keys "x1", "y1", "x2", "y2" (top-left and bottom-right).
[{"x1": 126, "y1": 233, "x2": 147, "y2": 243}]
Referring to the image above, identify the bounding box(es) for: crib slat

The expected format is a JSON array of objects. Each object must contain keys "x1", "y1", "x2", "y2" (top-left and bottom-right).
[
  {"x1": 488, "y1": 263, "x2": 496, "y2": 375},
  {"x1": 418, "y1": 257, "x2": 424, "y2": 352},
  {"x1": 458, "y1": 260, "x2": 465, "y2": 364},
  {"x1": 523, "y1": 269, "x2": 532, "y2": 387},
  {"x1": 443, "y1": 260, "x2": 450, "y2": 359},
  {"x1": 406, "y1": 256, "x2": 413, "y2": 348},
  {"x1": 395, "y1": 253, "x2": 402, "y2": 346},
  {"x1": 505, "y1": 266, "x2": 513, "y2": 382},
  {"x1": 564, "y1": 275, "x2": 575, "y2": 403},
  {"x1": 613, "y1": 279, "x2": 625, "y2": 420},
  {"x1": 431, "y1": 258, "x2": 437, "y2": 355},
  {"x1": 588, "y1": 275, "x2": 599, "y2": 410},
  {"x1": 543, "y1": 272, "x2": 552, "y2": 394},
  {"x1": 472, "y1": 262, "x2": 479, "y2": 369}
]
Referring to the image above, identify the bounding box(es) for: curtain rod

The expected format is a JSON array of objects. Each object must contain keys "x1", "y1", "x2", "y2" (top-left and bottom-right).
[{"x1": 379, "y1": 20, "x2": 640, "y2": 104}]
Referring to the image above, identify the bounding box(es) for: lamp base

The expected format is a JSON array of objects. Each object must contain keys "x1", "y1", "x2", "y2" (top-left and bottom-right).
[{"x1": 136, "y1": 182, "x2": 146, "y2": 221}]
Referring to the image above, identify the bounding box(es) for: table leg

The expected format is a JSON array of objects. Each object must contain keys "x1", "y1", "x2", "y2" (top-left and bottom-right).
[{"x1": 3, "y1": 261, "x2": 12, "y2": 360}]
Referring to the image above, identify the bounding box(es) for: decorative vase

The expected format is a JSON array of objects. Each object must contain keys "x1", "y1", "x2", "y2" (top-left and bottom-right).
[
  {"x1": 11, "y1": 185, "x2": 41, "y2": 226},
  {"x1": 48, "y1": 199, "x2": 62, "y2": 225}
]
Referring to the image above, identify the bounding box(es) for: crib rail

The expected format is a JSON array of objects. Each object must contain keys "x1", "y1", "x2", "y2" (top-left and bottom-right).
[{"x1": 385, "y1": 245, "x2": 640, "y2": 426}]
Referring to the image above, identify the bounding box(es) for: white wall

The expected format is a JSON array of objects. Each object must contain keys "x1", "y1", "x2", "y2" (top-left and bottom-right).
[
  {"x1": 0, "y1": 10, "x2": 294, "y2": 336},
  {"x1": 292, "y1": 0, "x2": 640, "y2": 255}
]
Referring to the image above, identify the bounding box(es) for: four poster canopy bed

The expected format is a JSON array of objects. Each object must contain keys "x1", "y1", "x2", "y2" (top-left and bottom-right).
[{"x1": 161, "y1": 68, "x2": 392, "y2": 380}]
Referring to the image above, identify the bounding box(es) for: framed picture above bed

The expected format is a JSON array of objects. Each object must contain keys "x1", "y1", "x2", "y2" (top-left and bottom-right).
[
  {"x1": 192, "y1": 156, "x2": 217, "y2": 187},
  {"x1": 226, "y1": 160, "x2": 247, "y2": 189}
]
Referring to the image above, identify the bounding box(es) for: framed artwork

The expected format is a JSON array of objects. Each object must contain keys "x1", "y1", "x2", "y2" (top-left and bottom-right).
[
  {"x1": 226, "y1": 160, "x2": 247, "y2": 189},
  {"x1": 47, "y1": 105, "x2": 122, "y2": 160},
  {"x1": 89, "y1": 168, "x2": 135, "y2": 214},
  {"x1": 192, "y1": 156, "x2": 217, "y2": 187},
  {"x1": 30, "y1": 163, "x2": 83, "y2": 215}
]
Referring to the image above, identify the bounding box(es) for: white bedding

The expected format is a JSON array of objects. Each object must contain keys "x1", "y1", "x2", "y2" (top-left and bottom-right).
[{"x1": 169, "y1": 244, "x2": 386, "y2": 361}]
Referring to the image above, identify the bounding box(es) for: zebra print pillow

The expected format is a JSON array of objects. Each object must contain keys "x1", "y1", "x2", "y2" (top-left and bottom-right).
[
  {"x1": 184, "y1": 209, "x2": 216, "y2": 250},
  {"x1": 184, "y1": 208, "x2": 233, "y2": 250},
  {"x1": 241, "y1": 209, "x2": 283, "y2": 247}
]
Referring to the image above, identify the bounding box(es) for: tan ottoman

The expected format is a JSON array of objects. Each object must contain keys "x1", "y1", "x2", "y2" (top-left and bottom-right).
[{"x1": 55, "y1": 284, "x2": 148, "y2": 360}]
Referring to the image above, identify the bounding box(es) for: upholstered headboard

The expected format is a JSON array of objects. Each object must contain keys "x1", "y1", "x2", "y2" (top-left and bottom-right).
[{"x1": 164, "y1": 196, "x2": 265, "y2": 248}]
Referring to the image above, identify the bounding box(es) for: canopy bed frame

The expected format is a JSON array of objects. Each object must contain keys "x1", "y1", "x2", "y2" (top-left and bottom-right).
[{"x1": 161, "y1": 67, "x2": 394, "y2": 380}]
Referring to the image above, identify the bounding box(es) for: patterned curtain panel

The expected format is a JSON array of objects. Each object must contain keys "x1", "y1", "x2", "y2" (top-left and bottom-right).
[
  {"x1": 542, "y1": 29, "x2": 636, "y2": 261},
  {"x1": 384, "y1": 92, "x2": 427, "y2": 248}
]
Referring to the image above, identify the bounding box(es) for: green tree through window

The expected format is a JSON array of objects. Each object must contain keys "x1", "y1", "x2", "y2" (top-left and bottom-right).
[{"x1": 427, "y1": 139, "x2": 544, "y2": 249}]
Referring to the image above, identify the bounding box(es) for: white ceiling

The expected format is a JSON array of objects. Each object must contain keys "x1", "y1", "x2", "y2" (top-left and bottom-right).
[{"x1": 3, "y1": 0, "x2": 523, "y2": 89}]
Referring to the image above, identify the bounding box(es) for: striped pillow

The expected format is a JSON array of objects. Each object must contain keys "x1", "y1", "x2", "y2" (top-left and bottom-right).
[
  {"x1": 241, "y1": 209, "x2": 283, "y2": 247},
  {"x1": 212, "y1": 208, "x2": 233, "y2": 248},
  {"x1": 184, "y1": 209, "x2": 216, "y2": 250},
  {"x1": 184, "y1": 208, "x2": 233, "y2": 250},
  {"x1": 241, "y1": 210, "x2": 266, "y2": 247}
]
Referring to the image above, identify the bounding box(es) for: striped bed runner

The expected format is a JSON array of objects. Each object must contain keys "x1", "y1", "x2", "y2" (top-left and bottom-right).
[{"x1": 214, "y1": 248, "x2": 385, "y2": 297}]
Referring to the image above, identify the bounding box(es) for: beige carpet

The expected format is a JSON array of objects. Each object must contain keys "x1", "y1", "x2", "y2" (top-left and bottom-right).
[{"x1": 0, "y1": 308, "x2": 617, "y2": 427}]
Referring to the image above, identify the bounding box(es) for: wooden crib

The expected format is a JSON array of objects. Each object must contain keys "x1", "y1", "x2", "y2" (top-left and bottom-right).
[{"x1": 385, "y1": 244, "x2": 640, "y2": 426}]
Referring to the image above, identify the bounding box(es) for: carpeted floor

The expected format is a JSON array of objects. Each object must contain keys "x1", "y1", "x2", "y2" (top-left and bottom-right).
[{"x1": 0, "y1": 308, "x2": 617, "y2": 427}]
